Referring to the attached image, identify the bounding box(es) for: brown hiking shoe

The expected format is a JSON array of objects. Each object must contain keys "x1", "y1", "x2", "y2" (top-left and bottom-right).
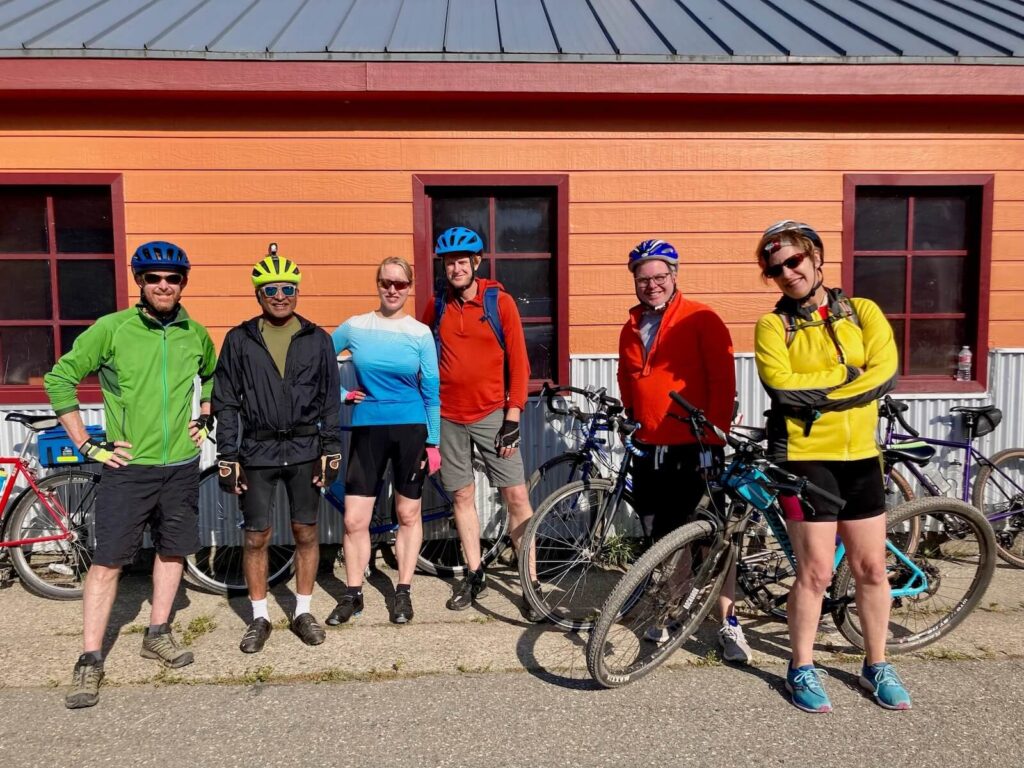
[
  {"x1": 65, "y1": 656, "x2": 104, "y2": 709},
  {"x1": 140, "y1": 624, "x2": 194, "y2": 668}
]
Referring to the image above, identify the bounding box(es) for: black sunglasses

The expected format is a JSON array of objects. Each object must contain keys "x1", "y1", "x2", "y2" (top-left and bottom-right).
[
  {"x1": 262, "y1": 285, "x2": 297, "y2": 298},
  {"x1": 378, "y1": 279, "x2": 411, "y2": 291},
  {"x1": 142, "y1": 273, "x2": 184, "y2": 285},
  {"x1": 762, "y1": 252, "x2": 808, "y2": 279}
]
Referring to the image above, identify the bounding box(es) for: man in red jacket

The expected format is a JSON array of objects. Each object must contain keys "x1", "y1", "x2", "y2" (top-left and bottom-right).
[
  {"x1": 618, "y1": 238, "x2": 750, "y2": 663},
  {"x1": 422, "y1": 226, "x2": 538, "y2": 620}
]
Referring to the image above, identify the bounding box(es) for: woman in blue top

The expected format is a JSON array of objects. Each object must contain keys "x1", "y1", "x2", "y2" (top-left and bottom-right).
[{"x1": 327, "y1": 257, "x2": 441, "y2": 626}]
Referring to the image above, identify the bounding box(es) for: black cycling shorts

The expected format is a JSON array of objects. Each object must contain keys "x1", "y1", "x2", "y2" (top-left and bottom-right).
[
  {"x1": 346, "y1": 424, "x2": 428, "y2": 500},
  {"x1": 631, "y1": 443, "x2": 724, "y2": 543},
  {"x1": 240, "y1": 460, "x2": 321, "y2": 532},
  {"x1": 778, "y1": 457, "x2": 885, "y2": 523},
  {"x1": 93, "y1": 459, "x2": 200, "y2": 567}
]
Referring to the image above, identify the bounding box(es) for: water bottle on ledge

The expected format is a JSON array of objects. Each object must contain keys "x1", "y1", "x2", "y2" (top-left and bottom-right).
[{"x1": 956, "y1": 346, "x2": 972, "y2": 381}]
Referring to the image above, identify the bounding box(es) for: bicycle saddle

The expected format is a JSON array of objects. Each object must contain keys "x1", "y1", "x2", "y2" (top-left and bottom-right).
[
  {"x1": 5, "y1": 413, "x2": 60, "y2": 431},
  {"x1": 949, "y1": 405, "x2": 1000, "y2": 417},
  {"x1": 884, "y1": 441, "x2": 936, "y2": 466}
]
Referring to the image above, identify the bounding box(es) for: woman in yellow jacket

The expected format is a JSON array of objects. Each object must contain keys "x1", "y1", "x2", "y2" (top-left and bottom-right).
[{"x1": 753, "y1": 220, "x2": 911, "y2": 714}]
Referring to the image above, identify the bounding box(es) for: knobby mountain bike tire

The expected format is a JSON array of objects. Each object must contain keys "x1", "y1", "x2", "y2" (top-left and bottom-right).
[
  {"x1": 830, "y1": 496, "x2": 996, "y2": 653},
  {"x1": 519, "y1": 477, "x2": 641, "y2": 630},
  {"x1": 971, "y1": 447, "x2": 1024, "y2": 569},
  {"x1": 6, "y1": 470, "x2": 100, "y2": 600},
  {"x1": 587, "y1": 518, "x2": 728, "y2": 688}
]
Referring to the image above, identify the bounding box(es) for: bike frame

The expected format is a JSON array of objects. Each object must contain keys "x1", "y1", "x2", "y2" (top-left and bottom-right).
[
  {"x1": 0, "y1": 457, "x2": 72, "y2": 547},
  {"x1": 321, "y1": 471, "x2": 458, "y2": 536}
]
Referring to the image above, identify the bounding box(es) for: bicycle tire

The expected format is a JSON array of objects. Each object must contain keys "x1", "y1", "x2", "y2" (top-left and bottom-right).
[
  {"x1": 885, "y1": 466, "x2": 921, "y2": 553},
  {"x1": 527, "y1": 454, "x2": 592, "y2": 513},
  {"x1": 735, "y1": 506, "x2": 794, "y2": 622},
  {"x1": 7, "y1": 470, "x2": 100, "y2": 600},
  {"x1": 417, "y1": 456, "x2": 509, "y2": 577},
  {"x1": 519, "y1": 478, "x2": 641, "y2": 630},
  {"x1": 971, "y1": 447, "x2": 1024, "y2": 569},
  {"x1": 185, "y1": 466, "x2": 296, "y2": 595},
  {"x1": 587, "y1": 519, "x2": 728, "y2": 688},
  {"x1": 830, "y1": 497, "x2": 996, "y2": 653}
]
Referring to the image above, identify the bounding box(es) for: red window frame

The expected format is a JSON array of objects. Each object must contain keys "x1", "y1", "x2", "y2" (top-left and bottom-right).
[
  {"x1": 0, "y1": 174, "x2": 127, "y2": 405},
  {"x1": 412, "y1": 174, "x2": 570, "y2": 390},
  {"x1": 842, "y1": 174, "x2": 994, "y2": 394}
]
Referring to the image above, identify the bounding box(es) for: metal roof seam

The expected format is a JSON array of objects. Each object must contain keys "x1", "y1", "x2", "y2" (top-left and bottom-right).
[
  {"x1": 0, "y1": 0, "x2": 61, "y2": 35},
  {"x1": 930, "y1": 0, "x2": 1024, "y2": 35},
  {"x1": 892, "y1": 0, "x2": 1013, "y2": 55},
  {"x1": 584, "y1": 0, "x2": 621, "y2": 55},
  {"x1": 382, "y1": 0, "x2": 404, "y2": 54},
  {"x1": 718, "y1": 0, "x2": 790, "y2": 56},
  {"x1": 802, "y1": 0, "x2": 903, "y2": 55},
  {"x1": 538, "y1": 0, "x2": 563, "y2": 54},
  {"x1": 630, "y1": 0, "x2": 677, "y2": 55},
  {"x1": 325, "y1": 0, "x2": 358, "y2": 54},
  {"x1": 206, "y1": 0, "x2": 263, "y2": 52},
  {"x1": 84, "y1": 0, "x2": 163, "y2": 49},
  {"x1": 971, "y1": 0, "x2": 1024, "y2": 24},
  {"x1": 673, "y1": 0, "x2": 733, "y2": 55},
  {"x1": 146, "y1": 0, "x2": 208, "y2": 50},
  {"x1": 442, "y1": 0, "x2": 452, "y2": 54},
  {"x1": 23, "y1": 0, "x2": 112, "y2": 48},
  {"x1": 268, "y1": 0, "x2": 311, "y2": 53},
  {"x1": 848, "y1": 0, "x2": 958, "y2": 56},
  {"x1": 760, "y1": 0, "x2": 847, "y2": 56}
]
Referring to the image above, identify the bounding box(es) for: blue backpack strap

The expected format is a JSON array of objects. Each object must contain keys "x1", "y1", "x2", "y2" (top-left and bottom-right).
[
  {"x1": 432, "y1": 289, "x2": 446, "y2": 358},
  {"x1": 482, "y1": 286, "x2": 506, "y2": 351}
]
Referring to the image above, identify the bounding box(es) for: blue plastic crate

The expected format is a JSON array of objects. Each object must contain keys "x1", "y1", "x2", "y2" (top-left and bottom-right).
[{"x1": 37, "y1": 424, "x2": 106, "y2": 467}]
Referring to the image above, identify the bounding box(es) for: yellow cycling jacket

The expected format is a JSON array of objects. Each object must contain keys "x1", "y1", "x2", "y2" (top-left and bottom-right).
[{"x1": 754, "y1": 288, "x2": 898, "y2": 463}]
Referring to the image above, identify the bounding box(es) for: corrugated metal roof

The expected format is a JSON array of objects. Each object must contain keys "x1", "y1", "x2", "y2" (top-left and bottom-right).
[{"x1": 0, "y1": 0, "x2": 1021, "y2": 62}]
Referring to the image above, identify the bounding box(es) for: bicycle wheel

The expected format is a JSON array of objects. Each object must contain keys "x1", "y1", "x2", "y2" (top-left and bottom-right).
[
  {"x1": 885, "y1": 466, "x2": 920, "y2": 552},
  {"x1": 7, "y1": 470, "x2": 99, "y2": 600},
  {"x1": 519, "y1": 478, "x2": 641, "y2": 630},
  {"x1": 971, "y1": 448, "x2": 1024, "y2": 568},
  {"x1": 830, "y1": 497, "x2": 996, "y2": 653},
  {"x1": 587, "y1": 519, "x2": 728, "y2": 688},
  {"x1": 527, "y1": 454, "x2": 592, "y2": 512},
  {"x1": 417, "y1": 456, "x2": 509, "y2": 577},
  {"x1": 185, "y1": 466, "x2": 296, "y2": 595},
  {"x1": 735, "y1": 507, "x2": 793, "y2": 621}
]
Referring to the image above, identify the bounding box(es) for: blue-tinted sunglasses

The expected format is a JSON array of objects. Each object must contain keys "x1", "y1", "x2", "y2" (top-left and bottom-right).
[{"x1": 262, "y1": 285, "x2": 297, "y2": 298}]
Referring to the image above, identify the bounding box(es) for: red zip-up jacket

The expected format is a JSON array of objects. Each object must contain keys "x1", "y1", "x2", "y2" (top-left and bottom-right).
[
  {"x1": 421, "y1": 278, "x2": 530, "y2": 425},
  {"x1": 618, "y1": 292, "x2": 735, "y2": 446}
]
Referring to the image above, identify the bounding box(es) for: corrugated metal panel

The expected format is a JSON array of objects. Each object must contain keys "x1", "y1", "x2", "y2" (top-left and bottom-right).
[
  {"x1": 904, "y1": 0, "x2": 1024, "y2": 56},
  {"x1": 21, "y1": 0, "x2": 138, "y2": 50},
  {"x1": 445, "y1": 0, "x2": 499, "y2": 53},
  {"x1": 589, "y1": 0, "x2": 669, "y2": 55},
  {"x1": 147, "y1": 0, "x2": 256, "y2": 52},
  {"x1": 542, "y1": 0, "x2": 615, "y2": 55},
  {"x1": 207, "y1": 0, "x2": 304, "y2": 53},
  {"x1": 495, "y1": 0, "x2": 558, "y2": 54},
  {"x1": 328, "y1": 0, "x2": 401, "y2": 53},
  {"x1": 767, "y1": 0, "x2": 899, "y2": 56},
  {"x1": 269, "y1": 0, "x2": 354, "y2": 53},
  {"x1": 858, "y1": 0, "x2": 1013, "y2": 56},
  {"x1": 633, "y1": 0, "x2": 731, "y2": 56},
  {"x1": 741, "y1": 0, "x2": 845, "y2": 56},
  {"x1": 85, "y1": 0, "x2": 205, "y2": 51},
  {"x1": 387, "y1": 0, "x2": 446, "y2": 53},
  {"x1": 676, "y1": 0, "x2": 785, "y2": 55},
  {"x1": 794, "y1": 0, "x2": 952, "y2": 55}
]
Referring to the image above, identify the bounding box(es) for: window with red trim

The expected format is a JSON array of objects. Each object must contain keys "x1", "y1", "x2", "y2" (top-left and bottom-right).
[
  {"x1": 843, "y1": 175, "x2": 993, "y2": 393},
  {"x1": 0, "y1": 177, "x2": 126, "y2": 402}
]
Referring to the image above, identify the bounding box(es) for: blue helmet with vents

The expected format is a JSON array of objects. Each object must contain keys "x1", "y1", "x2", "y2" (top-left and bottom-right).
[
  {"x1": 131, "y1": 241, "x2": 190, "y2": 274},
  {"x1": 628, "y1": 239, "x2": 678, "y2": 272},
  {"x1": 436, "y1": 227, "x2": 484, "y2": 256}
]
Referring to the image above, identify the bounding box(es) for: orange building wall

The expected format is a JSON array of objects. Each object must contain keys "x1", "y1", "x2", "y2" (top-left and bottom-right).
[{"x1": 2, "y1": 109, "x2": 1021, "y2": 353}]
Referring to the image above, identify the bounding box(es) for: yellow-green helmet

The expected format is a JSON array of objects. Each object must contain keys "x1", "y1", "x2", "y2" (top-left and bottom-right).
[{"x1": 251, "y1": 243, "x2": 301, "y2": 287}]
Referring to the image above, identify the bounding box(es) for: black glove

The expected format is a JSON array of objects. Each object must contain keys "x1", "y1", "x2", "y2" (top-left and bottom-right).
[
  {"x1": 315, "y1": 453, "x2": 342, "y2": 488},
  {"x1": 190, "y1": 414, "x2": 214, "y2": 443},
  {"x1": 79, "y1": 437, "x2": 118, "y2": 464},
  {"x1": 217, "y1": 460, "x2": 246, "y2": 494},
  {"x1": 495, "y1": 420, "x2": 521, "y2": 453}
]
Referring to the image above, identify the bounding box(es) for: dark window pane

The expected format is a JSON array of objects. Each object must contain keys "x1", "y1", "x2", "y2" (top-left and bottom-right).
[
  {"x1": 0, "y1": 326, "x2": 54, "y2": 384},
  {"x1": 523, "y1": 323, "x2": 554, "y2": 382},
  {"x1": 889, "y1": 319, "x2": 905, "y2": 374},
  {"x1": 58, "y1": 260, "x2": 116, "y2": 320},
  {"x1": 53, "y1": 187, "x2": 114, "y2": 253},
  {"x1": 60, "y1": 325, "x2": 92, "y2": 355},
  {"x1": 855, "y1": 192, "x2": 907, "y2": 251},
  {"x1": 0, "y1": 259, "x2": 52, "y2": 320},
  {"x1": 495, "y1": 196, "x2": 552, "y2": 253},
  {"x1": 430, "y1": 256, "x2": 490, "y2": 294},
  {"x1": 494, "y1": 258, "x2": 552, "y2": 318},
  {"x1": 431, "y1": 196, "x2": 489, "y2": 252},
  {"x1": 854, "y1": 256, "x2": 905, "y2": 314},
  {"x1": 0, "y1": 189, "x2": 47, "y2": 252},
  {"x1": 910, "y1": 257, "x2": 966, "y2": 314},
  {"x1": 907, "y1": 319, "x2": 963, "y2": 377},
  {"x1": 913, "y1": 194, "x2": 969, "y2": 251}
]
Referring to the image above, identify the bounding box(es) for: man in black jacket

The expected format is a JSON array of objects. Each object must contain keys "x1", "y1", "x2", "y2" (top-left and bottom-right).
[{"x1": 212, "y1": 247, "x2": 342, "y2": 653}]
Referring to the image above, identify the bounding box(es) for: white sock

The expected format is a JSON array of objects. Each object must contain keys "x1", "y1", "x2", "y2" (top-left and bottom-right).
[
  {"x1": 251, "y1": 598, "x2": 269, "y2": 622},
  {"x1": 295, "y1": 593, "x2": 312, "y2": 617}
]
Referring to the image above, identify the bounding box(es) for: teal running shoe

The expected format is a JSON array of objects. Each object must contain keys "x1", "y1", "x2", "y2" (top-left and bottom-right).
[
  {"x1": 860, "y1": 662, "x2": 912, "y2": 710},
  {"x1": 786, "y1": 664, "x2": 833, "y2": 713}
]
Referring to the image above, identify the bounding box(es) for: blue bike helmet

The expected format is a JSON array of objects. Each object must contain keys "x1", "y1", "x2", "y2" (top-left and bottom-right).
[
  {"x1": 131, "y1": 241, "x2": 190, "y2": 274},
  {"x1": 436, "y1": 227, "x2": 484, "y2": 256},
  {"x1": 628, "y1": 239, "x2": 679, "y2": 272}
]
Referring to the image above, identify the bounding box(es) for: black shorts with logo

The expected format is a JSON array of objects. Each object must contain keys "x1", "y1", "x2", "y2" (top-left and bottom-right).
[
  {"x1": 240, "y1": 460, "x2": 321, "y2": 531},
  {"x1": 778, "y1": 457, "x2": 885, "y2": 523},
  {"x1": 346, "y1": 424, "x2": 428, "y2": 500}
]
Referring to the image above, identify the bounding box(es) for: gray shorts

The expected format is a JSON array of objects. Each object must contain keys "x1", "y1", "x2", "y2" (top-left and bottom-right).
[{"x1": 440, "y1": 409, "x2": 525, "y2": 492}]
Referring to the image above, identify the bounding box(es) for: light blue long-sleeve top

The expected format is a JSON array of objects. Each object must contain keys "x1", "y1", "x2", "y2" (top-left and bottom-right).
[{"x1": 331, "y1": 312, "x2": 441, "y2": 445}]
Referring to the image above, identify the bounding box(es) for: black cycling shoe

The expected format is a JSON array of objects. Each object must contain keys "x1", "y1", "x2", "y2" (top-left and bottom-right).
[
  {"x1": 239, "y1": 617, "x2": 273, "y2": 654},
  {"x1": 446, "y1": 569, "x2": 487, "y2": 611},
  {"x1": 520, "y1": 581, "x2": 545, "y2": 624},
  {"x1": 326, "y1": 593, "x2": 363, "y2": 626},
  {"x1": 391, "y1": 591, "x2": 414, "y2": 624},
  {"x1": 291, "y1": 613, "x2": 326, "y2": 646}
]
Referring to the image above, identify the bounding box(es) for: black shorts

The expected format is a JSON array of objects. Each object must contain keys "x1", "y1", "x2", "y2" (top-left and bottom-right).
[
  {"x1": 240, "y1": 460, "x2": 320, "y2": 531},
  {"x1": 346, "y1": 424, "x2": 428, "y2": 500},
  {"x1": 93, "y1": 459, "x2": 200, "y2": 567},
  {"x1": 631, "y1": 443, "x2": 724, "y2": 542},
  {"x1": 778, "y1": 457, "x2": 885, "y2": 523}
]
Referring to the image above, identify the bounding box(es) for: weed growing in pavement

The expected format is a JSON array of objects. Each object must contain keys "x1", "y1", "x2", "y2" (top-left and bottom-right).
[
  {"x1": 691, "y1": 650, "x2": 722, "y2": 668},
  {"x1": 182, "y1": 615, "x2": 217, "y2": 646},
  {"x1": 916, "y1": 647, "x2": 983, "y2": 661},
  {"x1": 456, "y1": 662, "x2": 492, "y2": 674},
  {"x1": 122, "y1": 624, "x2": 146, "y2": 635},
  {"x1": 272, "y1": 618, "x2": 290, "y2": 630}
]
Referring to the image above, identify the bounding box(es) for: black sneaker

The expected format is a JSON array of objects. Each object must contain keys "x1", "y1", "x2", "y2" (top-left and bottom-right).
[
  {"x1": 520, "y1": 581, "x2": 545, "y2": 624},
  {"x1": 446, "y1": 569, "x2": 487, "y2": 611},
  {"x1": 239, "y1": 617, "x2": 273, "y2": 654},
  {"x1": 326, "y1": 593, "x2": 363, "y2": 626},
  {"x1": 291, "y1": 613, "x2": 326, "y2": 646},
  {"x1": 392, "y1": 591, "x2": 414, "y2": 624},
  {"x1": 65, "y1": 657, "x2": 104, "y2": 709}
]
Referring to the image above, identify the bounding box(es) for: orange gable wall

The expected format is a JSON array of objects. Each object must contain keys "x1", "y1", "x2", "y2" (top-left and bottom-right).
[{"x1": 2, "y1": 105, "x2": 1021, "y2": 353}]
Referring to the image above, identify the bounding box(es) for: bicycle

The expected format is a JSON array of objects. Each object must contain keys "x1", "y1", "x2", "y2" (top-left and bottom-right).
[
  {"x1": 880, "y1": 395, "x2": 1024, "y2": 568},
  {"x1": 586, "y1": 391, "x2": 996, "y2": 688},
  {"x1": 185, "y1": 448, "x2": 508, "y2": 595},
  {"x1": 0, "y1": 413, "x2": 100, "y2": 600}
]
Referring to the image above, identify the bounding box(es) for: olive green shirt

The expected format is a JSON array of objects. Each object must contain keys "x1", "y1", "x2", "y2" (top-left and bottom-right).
[{"x1": 259, "y1": 315, "x2": 300, "y2": 376}]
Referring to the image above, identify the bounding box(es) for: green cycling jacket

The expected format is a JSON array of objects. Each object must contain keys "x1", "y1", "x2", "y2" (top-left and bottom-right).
[{"x1": 44, "y1": 303, "x2": 217, "y2": 466}]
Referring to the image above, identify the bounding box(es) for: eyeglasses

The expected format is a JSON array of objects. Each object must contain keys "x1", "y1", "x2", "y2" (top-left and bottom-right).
[
  {"x1": 634, "y1": 273, "x2": 673, "y2": 288},
  {"x1": 762, "y1": 252, "x2": 808, "y2": 279},
  {"x1": 378, "y1": 279, "x2": 411, "y2": 291},
  {"x1": 142, "y1": 273, "x2": 184, "y2": 285},
  {"x1": 262, "y1": 284, "x2": 297, "y2": 298}
]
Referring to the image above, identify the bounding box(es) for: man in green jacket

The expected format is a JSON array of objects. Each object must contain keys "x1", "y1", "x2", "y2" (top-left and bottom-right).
[{"x1": 44, "y1": 241, "x2": 217, "y2": 710}]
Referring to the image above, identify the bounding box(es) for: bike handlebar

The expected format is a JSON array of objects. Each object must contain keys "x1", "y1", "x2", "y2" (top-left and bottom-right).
[
  {"x1": 540, "y1": 382, "x2": 623, "y2": 418},
  {"x1": 880, "y1": 395, "x2": 919, "y2": 438}
]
